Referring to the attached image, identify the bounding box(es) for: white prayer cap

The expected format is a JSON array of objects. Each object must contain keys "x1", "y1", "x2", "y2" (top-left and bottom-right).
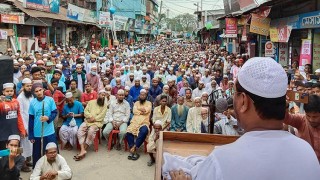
[
  {"x1": 142, "y1": 75, "x2": 147, "y2": 78},
  {"x1": 65, "y1": 92, "x2": 73, "y2": 98},
  {"x1": 15, "y1": 53, "x2": 19, "y2": 56},
  {"x1": 21, "y1": 65, "x2": 26, "y2": 68},
  {"x1": 125, "y1": 86, "x2": 130, "y2": 90},
  {"x1": 223, "y1": 75, "x2": 228, "y2": 78},
  {"x1": 134, "y1": 78, "x2": 140, "y2": 81},
  {"x1": 13, "y1": 60, "x2": 19, "y2": 64},
  {"x1": 163, "y1": 85, "x2": 169, "y2": 89},
  {"x1": 80, "y1": 56, "x2": 85, "y2": 59},
  {"x1": 22, "y1": 78, "x2": 32, "y2": 84},
  {"x1": 51, "y1": 51, "x2": 56, "y2": 54},
  {"x1": 18, "y1": 58, "x2": 24, "y2": 62},
  {"x1": 140, "y1": 89, "x2": 147, "y2": 94},
  {"x1": 76, "y1": 64, "x2": 82, "y2": 68},
  {"x1": 154, "y1": 120, "x2": 163, "y2": 126},
  {"x1": 201, "y1": 91, "x2": 208, "y2": 96},
  {"x1": 57, "y1": 47, "x2": 62, "y2": 50},
  {"x1": 142, "y1": 66, "x2": 147, "y2": 70},
  {"x1": 91, "y1": 65, "x2": 97, "y2": 69},
  {"x1": 43, "y1": 54, "x2": 48, "y2": 57},
  {"x1": 31, "y1": 64, "x2": 37, "y2": 68},
  {"x1": 8, "y1": 134, "x2": 20, "y2": 141},
  {"x1": 315, "y1": 69, "x2": 320, "y2": 73},
  {"x1": 129, "y1": 73, "x2": 134, "y2": 76},
  {"x1": 238, "y1": 57, "x2": 287, "y2": 98},
  {"x1": 45, "y1": 142, "x2": 57, "y2": 150},
  {"x1": 99, "y1": 89, "x2": 106, "y2": 94},
  {"x1": 143, "y1": 84, "x2": 149, "y2": 89},
  {"x1": 3, "y1": 83, "x2": 14, "y2": 89},
  {"x1": 55, "y1": 64, "x2": 63, "y2": 69}
]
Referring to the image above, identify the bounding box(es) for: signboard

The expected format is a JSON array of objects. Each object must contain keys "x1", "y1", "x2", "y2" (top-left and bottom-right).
[
  {"x1": 241, "y1": 25, "x2": 247, "y2": 41},
  {"x1": 114, "y1": 15, "x2": 128, "y2": 31},
  {"x1": 299, "y1": 11, "x2": 320, "y2": 29},
  {"x1": 0, "y1": 30, "x2": 8, "y2": 40},
  {"x1": 250, "y1": 13, "x2": 271, "y2": 36},
  {"x1": 67, "y1": 3, "x2": 85, "y2": 21},
  {"x1": 313, "y1": 33, "x2": 320, "y2": 71},
  {"x1": 24, "y1": 0, "x2": 60, "y2": 14},
  {"x1": 225, "y1": 18, "x2": 237, "y2": 38},
  {"x1": 278, "y1": 43, "x2": 289, "y2": 66},
  {"x1": 299, "y1": 39, "x2": 312, "y2": 68},
  {"x1": 98, "y1": 11, "x2": 111, "y2": 27},
  {"x1": 83, "y1": 10, "x2": 96, "y2": 23},
  {"x1": 270, "y1": 26, "x2": 292, "y2": 42},
  {"x1": 265, "y1": 41, "x2": 275, "y2": 57},
  {"x1": 0, "y1": 14, "x2": 25, "y2": 24}
]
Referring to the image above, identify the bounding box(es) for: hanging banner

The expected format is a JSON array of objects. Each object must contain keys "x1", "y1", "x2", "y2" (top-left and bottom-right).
[
  {"x1": 0, "y1": 14, "x2": 25, "y2": 24},
  {"x1": 278, "y1": 43, "x2": 289, "y2": 66},
  {"x1": 299, "y1": 39, "x2": 312, "y2": 69},
  {"x1": 265, "y1": 41, "x2": 275, "y2": 57},
  {"x1": 24, "y1": 0, "x2": 60, "y2": 14},
  {"x1": 98, "y1": 11, "x2": 111, "y2": 27},
  {"x1": 83, "y1": 10, "x2": 96, "y2": 24},
  {"x1": 270, "y1": 26, "x2": 292, "y2": 43},
  {"x1": 313, "y1": 33, "x2": 320, "y2": 71},
  {"x1": 114, "y1": 15, "x2": 128, "y2": 31},
  {"x1": 250, "y1": 13, "x2": 271, "y2": 36},
  {"x1": 241, "y1": 25, "x2": 247, "y2": 41},
  {"x1": 67, "y1": 3, "x2": 85, "y2": 21},
  {"x1": 225, "y1": 18, "x2": 237, "y2": 38}
]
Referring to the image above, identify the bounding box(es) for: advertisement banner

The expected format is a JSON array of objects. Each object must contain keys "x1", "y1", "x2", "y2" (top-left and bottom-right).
[
  {"x1": 313, "y1": 33, "x2": 320, "y2": 71},
  {"x1": 299, "y1": 39, "x2": 312, "y2": 68},
  {"x1": 250, "y1": 13, "x2": 271, "y2": 36},
  {"x1": 265, "y1": 41, "x2": 275, "y2": 57},
  {"x1": 67, "y1": 3, "x2": 85, "y2": 21},
  {"x1": 278, "y1": 43, "x2": 289, "y2": 66},
  {"x1": 114, "y1": 15, "x2": 128, "y2": 31},
  {"x1": 98, "y1": 11, "x2": 111, "y2": 27},
  {"x1": 0, "y1": 14, "x2": 25, "y2": 24},
  {"x1": 241, "y1": 25, "x2": 247, "y2": 41},
  {"x1": 83, "y1": 10, "x2": 96, "y2": 23},
  {"x1": 0, "y1": 30, "x2": 8, "y2": 40},
  {"x1": 125, "y1": 18, "x2": 136, "y2": 31},
  {"x1": 24, "y1": 0, "x2": 60, "y2": 14},
  {"x1": 225, "y1": 18, "x2": 237, "y2": 38},
  {"x1": 299, "y1": 11, "x2": 320, "y2": 29},
  {"x1": 270, "y1": 26, "x2": 292, "y2": 42}
]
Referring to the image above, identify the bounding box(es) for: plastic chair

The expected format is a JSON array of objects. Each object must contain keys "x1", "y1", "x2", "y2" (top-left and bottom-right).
[
  {"x1": 93, "y1": 129, "x2": 101, "y2": 152},
  {"x1": 108, "y1": 129, "x2": 128, "y2": 151}
]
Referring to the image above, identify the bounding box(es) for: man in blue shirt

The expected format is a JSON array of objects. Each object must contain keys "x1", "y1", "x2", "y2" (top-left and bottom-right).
[
  {"x1": 59, "y1": 92, "x2": 84, "y2": 150},
  {"x1": 28, "y1": 83, "x2": 58, "y2": 168},
  {"x1": 149, "y1": 78, "x2": 162, "y2": 102},
  {"x1": 129, "y1": 79, "x2": 143, "y2": 102}
]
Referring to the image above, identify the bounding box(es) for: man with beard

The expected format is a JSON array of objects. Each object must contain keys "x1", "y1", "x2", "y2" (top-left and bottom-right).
[
  {"x1": 125, "y1": 73, "x2": 135, "y2": 88},
  {"x1": 186, "y1": 97, "x2": 203, "y2": 133},
  {"x1": 192, "y1": 81, "x2": 206, "y2": 99},
  {"x1": 168, "y1": 79, "x2": 178, "y2": 104},
  {"x1": 75, "y1": 90, "x2": 108, "y2": 161},
  {"x1": 30, "y1": 143, "x2": 72, "y2": 180},
  {"x1": 59, "y1": 92, "x2": 84, "y2": 150},
  {"x1": 105, "y1": 67, "x2": 113, "y2": 82},
  {"x1": 103, "y1": 90, "x2": 130, "y2": 150},
  {"x1": 17, "y1": 78, "x2": 34, "y2": 172},
  {"x1": 129, "y1": 78, "x2": 143, "y2": 102},
  {"x1": 16, "y1": 70, "x2": 31, "y2": 95},
  {"x1": 13, "y1": 60, "x2": 22, "y2": 80},
  {"x1": 170, "y1": 96, "x2": 189, "y2": 132},
  {"x1": 28, "y1": 83, "x2": 58, "y2": 168},
  {"x1": 168, "y1": 57, "x2": 320, "y2": 180},
  {"x1": 284, "y1": 95, "x2": 320, "y2": 161},
  {"x1": 86, "y1": 66, "x2": 100, "y2": 92},
  {"x1": 126, "y1": 89, "x2": 152, "y2": 161},
  {"x1": 183, "y1": 88, "x2": 194, "y2": 108}
]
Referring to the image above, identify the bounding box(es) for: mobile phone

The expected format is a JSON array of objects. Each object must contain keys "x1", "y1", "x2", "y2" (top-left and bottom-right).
[{"x1": 287, "y1": 90, "x2": 309, "y2": 104}]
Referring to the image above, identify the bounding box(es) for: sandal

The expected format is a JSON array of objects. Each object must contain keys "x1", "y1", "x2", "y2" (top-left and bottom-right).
[
  {"x1": 131, "y1": 153, "x2": 140, "y2": 161},
  {"x1": 147, "y1": 160, "x2": 155, "y2": 166},
  {"x1": 74, "y1": 154, "x2": 86, "y2": 161},
  {"x1": 128, "y1": 153, "x2": 133, "y2": 160}
]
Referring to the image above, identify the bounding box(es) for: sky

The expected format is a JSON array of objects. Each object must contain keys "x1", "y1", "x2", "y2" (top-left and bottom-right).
[{"x1": 161, "y1": 0, "x2": 225, "y2": 18}]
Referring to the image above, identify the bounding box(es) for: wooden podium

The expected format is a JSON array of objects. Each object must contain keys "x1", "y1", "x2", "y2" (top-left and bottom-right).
[{"x1": 155, "y1": 132, "x2": 239, "y2": 180}]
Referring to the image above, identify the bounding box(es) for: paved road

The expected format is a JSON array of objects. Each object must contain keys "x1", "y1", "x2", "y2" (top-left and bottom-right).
[{"x1": 21, "y1": 144, "x2": 155, "y2": 180}]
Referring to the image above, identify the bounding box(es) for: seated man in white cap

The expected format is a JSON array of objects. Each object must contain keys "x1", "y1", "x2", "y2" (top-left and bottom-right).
[
  {"x1": 167, "y1": 57, "x2": 320, "y2": 180},
  {"x1": 126, "y1": 89, "x2": 152, "y2": 161},
  {"x1": 30, "y1": 142, "x2": 72, "y2": 180},
  {"x1": 186, "y1": 97, "x2": 203, "y2": 134},
  {"x1": 129, "y1": 78, "x2": 143, "y2": 102},
  {"x1": 103, "y1": 90, "x2": 130, "y2": 150},
  {"x1": 192, "y1": 81, "x2": 206, "y2": 99},
  {"x1": 146, "y1": 120, "x2": 163, "y2": 166},
  {"x1": 140, "y1": 75, "x2": 150, "y2": 88},
  {"x1": 75, "y1": 90, "x2": 108, "y2": 161},
  {"x1": 0, "y1": 83, "x2": 26, "y2": 150},
  {"x1": 59, "y1": 92, "x2": 84, "y2": 150},
  {"x1": 125, "y1": 73, "x2": 135, "y2": 88},
  {"x1": 0, "y1": 135, "x2": 25, "y2": 180}
]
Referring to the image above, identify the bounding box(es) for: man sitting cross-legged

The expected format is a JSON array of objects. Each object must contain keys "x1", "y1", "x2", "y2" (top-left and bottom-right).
[{"x1": 103, "y1": 90, "x2": 130, "y2": 150}]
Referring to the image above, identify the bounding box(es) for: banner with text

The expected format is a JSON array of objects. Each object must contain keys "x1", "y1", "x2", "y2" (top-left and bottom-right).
[
  {"x1": 98, "y1": 11, "x2": 111, "y2": 28},
  {"x1": 269, "y1": 26, "x2": 292, "y2": 42},
  {"x1": 225, "y1": 18, "x2": 238, "y2": 38},
  {"x1": 114, "y1": 15, "x2": 128, "y2": 31},
  {"x1": 67, "y1": 3, "x2": 85, "y2": 21},
  {"x1": 250, "y1": 13, "x2": 271, "y2": 36},
  {"x1": 313, "y1": 33, "x2": 320, "y2": 71},
  {"x1": 24, "y1": 0, "x2": 60, "y2": 14},
  {"x1": 0, "y1": 14, "x2": 25, "y2": 24},
  {"x1": 299, "y1": 39, "x2": 312, "y2": 69},
  {"x1": 278, "y1": 43, "x2": 289, "y2": 66}
]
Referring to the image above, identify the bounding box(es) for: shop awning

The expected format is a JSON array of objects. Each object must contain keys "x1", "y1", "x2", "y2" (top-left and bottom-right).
[{"x1": 9, "y1": 0, "x2": 78, "y2": 23}]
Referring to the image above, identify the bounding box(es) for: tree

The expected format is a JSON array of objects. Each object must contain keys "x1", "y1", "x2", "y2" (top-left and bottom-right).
[
  {"x1": 174, "y1": 13, "x2": 196, "y2": 32},
  {"x1": 158, "y1": 13, "x2": 166, "y2": 29}
]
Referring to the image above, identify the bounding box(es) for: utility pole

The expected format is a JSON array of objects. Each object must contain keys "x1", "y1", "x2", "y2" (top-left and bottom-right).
[
  {"x1": 157, "y1": 0, "x2": 163, "y2": 37},
  {"x1": 167, "y1": 9, "x2": 169, "y2": 19},
  {"x1": 197, "y1": 2, "x2": 199, "y2": 12},
  {"x1": 201, "y1": 0, "x2": 203, "y2": 11}
]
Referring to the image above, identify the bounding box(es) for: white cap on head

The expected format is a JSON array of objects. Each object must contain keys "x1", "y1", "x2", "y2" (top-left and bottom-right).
[
  {"x1": 13, "y1": 60, "x2": 19, "y2": 64},
  {"x1": 238, "y1": 57, "x2": 287, "y2": 98},
  {"x1": 99, "y1": 89, "x2": 106, "y2": 94},
  {"x1": 45, "y1": 142, "x2": 57, "y2": 150},
  {"x1": 76, "y1": 64, "x2": 82, "y2": 68},
  {"x1": 3, "y1": 83, "x2": 14, "y2": 89},
  {"x1": 65, "y1": 92, "x2": 73, "y2": 98},
  {"x1": 18, "y1": 58, "x2": 24, "y2": 62},
  {"x1": 31, "y1": 64, "x2": 37, "y2": 68},
  {"x1": 154, "y1": 120, "x2": 163, "y2": 126},
  {"x1": 140, "y1": 89, "x2": 147, "y2": 94},
  {"x1": 315, "y1": 69, "x2": 320, "y2": 73},
  {"x1": 56, "y1": 64, "x2": 63, "y2": 69},
  {"x1": 22, "y1": 78, "x2": 32, "y2": 84},
  {"x1": 125, "y1": 86, "x2": 130, "y2": 90},
  {"x1": 8, "y1": 134, "x2": 20, "y2": 141}
]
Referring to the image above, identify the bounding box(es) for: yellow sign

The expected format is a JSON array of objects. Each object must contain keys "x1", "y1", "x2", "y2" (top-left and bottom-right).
[
  {"x1": 250, "y1": 13, "x2": 271, "y2": 36},
  {"x1": 269, "y1": 28, "x2": 278, "y2": 42}
]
